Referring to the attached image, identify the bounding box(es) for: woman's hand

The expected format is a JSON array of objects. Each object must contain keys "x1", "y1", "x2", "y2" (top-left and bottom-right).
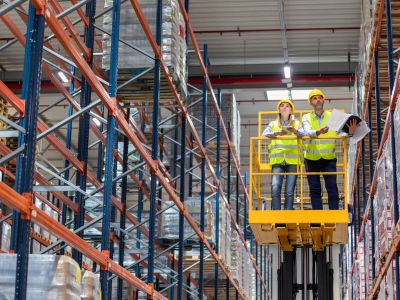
[{"x1": 346, "y1": 119, "x2": 358, "y2": 136}]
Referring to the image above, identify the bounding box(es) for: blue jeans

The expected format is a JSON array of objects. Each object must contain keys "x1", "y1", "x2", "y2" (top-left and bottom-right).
[
  {"x1": 271, "y1": 164, "x2": 297, "y2": 210},
  {"x1": 305, "y1": 158, "x2": 339, "y2": 210}
]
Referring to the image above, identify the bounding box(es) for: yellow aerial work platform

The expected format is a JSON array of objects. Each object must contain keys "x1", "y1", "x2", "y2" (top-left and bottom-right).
[{"x1": 249, "y1": 111, "x2": 349, "y2": 251}]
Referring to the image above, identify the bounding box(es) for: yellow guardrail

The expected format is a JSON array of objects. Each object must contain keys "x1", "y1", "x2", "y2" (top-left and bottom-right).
[{"x1": 249, "y1": 135, "x2": 348, "y2": 212}]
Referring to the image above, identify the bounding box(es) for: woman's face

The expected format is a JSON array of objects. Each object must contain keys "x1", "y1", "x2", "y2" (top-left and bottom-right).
[{"x1": 279, "y1": 102, "x2": 292, "y2": 115}]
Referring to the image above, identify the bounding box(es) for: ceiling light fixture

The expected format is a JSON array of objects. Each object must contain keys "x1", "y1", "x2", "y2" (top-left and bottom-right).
[
  {"x1": 283, "y1": 64, "x2": 291, "y2": 79},
  {"x1": 57, "y1": 71, "x2": 69, "y2": 83}
]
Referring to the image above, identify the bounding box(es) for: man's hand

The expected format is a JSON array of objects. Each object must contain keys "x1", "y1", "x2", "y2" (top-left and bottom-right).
[
  {"x1": 286, "y1": 126, "x2": 297, "y2": 133},
  {"x1": 316, "y1": 126, "x2": 329, "y2": 135},
  {"x1": 274, "y1": 130, "x2": 287, "y2": 136},
  {"x1": 346, "y1": 119, "x2": 357, "y2": 136}
]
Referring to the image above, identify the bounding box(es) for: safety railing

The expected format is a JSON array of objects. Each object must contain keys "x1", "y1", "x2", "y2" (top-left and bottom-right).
[{"x1": 250, "y1": 135, "x2": 348, "y2": 212}]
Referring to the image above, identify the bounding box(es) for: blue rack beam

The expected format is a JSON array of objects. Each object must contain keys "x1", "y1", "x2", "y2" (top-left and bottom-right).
[{"x1": 13, "y1": 3, "x2": 45, "y2": 298}]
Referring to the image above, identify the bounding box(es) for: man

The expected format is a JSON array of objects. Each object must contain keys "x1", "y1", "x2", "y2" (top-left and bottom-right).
[
  {"x1": 262, "y1": 99, "x2": 304, "y2": 210},
  {"x1": 302, "y1": 89, "x2": 357, "y2": 210}
]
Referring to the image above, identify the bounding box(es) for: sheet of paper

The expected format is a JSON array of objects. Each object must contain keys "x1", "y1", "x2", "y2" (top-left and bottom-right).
[
  {"x1": 324, "y1": 109, "x2": 350, "y2": 131},
  {"x1": 351, "y1": 120, "x2": 371, "y2": 143}
]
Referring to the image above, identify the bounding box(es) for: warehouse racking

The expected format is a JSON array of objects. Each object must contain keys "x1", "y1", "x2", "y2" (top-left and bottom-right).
[
  {"x1": 0, "y1": 0, "x2": 272, "y2": 299},
  {"x1": 342, "y1": 0, "x2": 400, "y2": 299}
]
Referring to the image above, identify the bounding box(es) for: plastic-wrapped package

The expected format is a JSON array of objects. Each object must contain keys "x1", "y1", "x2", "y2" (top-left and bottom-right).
[
  {"x1": 1, "y1": 222, "x2": 11, "y2": 252},
  {"x1": 158, "y1": 197, "x2": 215, "y2": 243},
  {"x1": 0, "y1": 254, "x2": 81, "y2": 300},
  {"x1": 80, "y1": 271, "x2": 101, "y2": 300},
  {"x1": 394, "y1": 102, "x2": 400, "y2": 209},
  {"x1": 190, "y1": 93, "x2": 241, "y2": 163},
  {"x1": 364, "y1": 220, "x2": 373, "y2": 291},
  {"x1": 357, "y1": 0, "x2": 380, "y2": 113},
  {"x1": 32, "y1": 240, "x2": 41, "y2": 254},
  {"x1": 111, "y1": 279, "x2": 135, "y2": 300},
  {"x1": 356, "y1": 243, "x2": 366, "y2": 300},
  {"x1": 102, "y1": 0, "x2": 187, "y2": 93},
  {"x1": 33, "y1": 198, "x2": 42, "y2": 237},
  {"x1": 347, "y1": 142, "x2": 358, "y2": 202},
  {"x1": 42, "y1": 204, "x2": 53, "y2": 241},
  {"x1": 384, "y1": 138, "x2": 393, "y2": 208}
]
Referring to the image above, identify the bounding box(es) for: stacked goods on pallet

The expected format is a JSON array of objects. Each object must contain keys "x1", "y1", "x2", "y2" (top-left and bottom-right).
[
  {"x1": 0, "y1": 96, "x2": 7, "y2": 145},
  {"x1": 347, "y1": 141, "x2": 358, "y2": 201},
  {"x1": 28, "y1": 198, "x2": 59, "y2": 252},
  {"x1": 355, "y1": 243, "x2": 366, "y2": 300},
  {"x1": 43, "y1": 203, "x2": 59, "y2": 244},
  {"x1": 1, "y1": 221, "x2": 11, "y2": 252},
  {"x1": 373, "y1": 143, "x2": 394, "y2": 275},
  {"x1": 0, "y1": 255, "x2": 81, "y2": 299},
  {"x1": 210, "y1": 197, "x2": 231, "y2": 267},
  {"x1": 395, "y1": 103, "x2": 400, "y2": 203},
  {"x1": 102, "y1": 0, "x2": 187, "y2": 95},
  {"x1": 158, "y1": 197, "x2": 215, "y2": 243},
  {"x1": 81, "y1": 271, "x2": 101, "y2": 300},
  {"x1": 357, "y1": 0, "x2": 380, "y2": 100},
  {"x1": 339, "y1": 246, "x2": 347, "y2": 298},
  {"x1": 385, "y1": 260, "x2": 397, "y2": 300},
  {"x1": 190, "y1": 93, "x2": 241, "y2": 163},
  {"x1": 230, "y1": 229, "x2": 241, "y2": 282},
  {"x1": 364, "y1": 220, "x2": 374, "y2": 292}
]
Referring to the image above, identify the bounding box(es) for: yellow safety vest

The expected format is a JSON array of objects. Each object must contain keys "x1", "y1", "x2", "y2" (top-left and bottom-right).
[
  {"x1": 303, "y1": 112, "x2": 337, "y2": 160},
  {"x1": 268, "y1": 119, "x2": 300, "y2": 165}
]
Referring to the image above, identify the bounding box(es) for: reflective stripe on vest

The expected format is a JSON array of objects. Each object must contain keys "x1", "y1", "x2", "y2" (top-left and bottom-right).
[
  {"x1": 303, "y1": 112, "x2": 337, "y2": 160},
  {"x1": 268, "y1": 119, "x2": 300, "y2": 165}
]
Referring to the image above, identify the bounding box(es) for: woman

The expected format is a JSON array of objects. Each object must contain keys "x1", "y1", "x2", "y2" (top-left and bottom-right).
[{"x1": 262, "y1": 99, "x2": 304, "y2": 210}]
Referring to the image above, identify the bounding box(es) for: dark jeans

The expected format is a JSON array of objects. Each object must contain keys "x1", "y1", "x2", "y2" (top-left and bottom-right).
[
  {"x1": 305, "y1": 158, "x2": 339, "y2": 210},
  {"x1": 271, "y1": 164, "x2": 297, "y2": 210}
]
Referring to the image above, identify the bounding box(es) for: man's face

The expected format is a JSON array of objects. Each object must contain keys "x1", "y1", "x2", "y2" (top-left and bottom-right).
[
  {"x1": 310, "y1": 95, "x2": 324, "y2": 110},
  {"x1": 279, "y1": 102, "x2": 292, "y2": 115}
]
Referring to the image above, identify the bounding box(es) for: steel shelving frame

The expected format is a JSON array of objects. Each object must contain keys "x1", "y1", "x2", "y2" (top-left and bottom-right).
[
  {"x1": 344, "y1": 0, "x2": 400, "y2": 298},
  {"x1": 0, "y1": 0, "x2": 271, "y2": 299}
]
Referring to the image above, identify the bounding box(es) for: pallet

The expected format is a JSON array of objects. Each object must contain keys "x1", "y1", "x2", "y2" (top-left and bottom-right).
[
  {"x1": 157, "y1": 237, "x2": 199, "y2": 250},
  {"x1": 0, "y1": 97, "x2": 8, "y2": 145},
  {"x1": 3, "y1": 118, "x2": 18, "y2": 186},
  {"x1": 116, "y1": 69, "x2": 185, "y2": 108},
  {"x1": 157, "y1": 237, "x2": 216, "y2": 250}
]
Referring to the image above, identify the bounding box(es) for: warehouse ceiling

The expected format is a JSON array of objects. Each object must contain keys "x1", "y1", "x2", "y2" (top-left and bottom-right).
[
  {"x1": 188, "y1": 0, "x2": 360, "y2": 79},
  {"x1": 0, "y1": 0, "x2": 360, "y2": 169},
  {"x1": 187, "y1": 0, "x2": 360, "y2": 169}
]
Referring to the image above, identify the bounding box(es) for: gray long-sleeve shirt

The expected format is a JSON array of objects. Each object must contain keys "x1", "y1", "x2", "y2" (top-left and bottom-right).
[{"x1": 261, "y1": 119, "x2": 306, "y2": 137}]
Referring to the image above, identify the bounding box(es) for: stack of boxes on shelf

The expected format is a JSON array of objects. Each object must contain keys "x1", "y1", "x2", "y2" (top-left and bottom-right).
[
  {"x1": 0, "y1": 96, "x2": 7, "y2": 146},
  {"x1": 354, "y1": 243, "x2": 366, "y2": 300},
  {"x1": 374, "y1": 139, "x2": 395, "y2": 274},
  {"x1": 230, "y1": 227, "x2": 255, "y2": 298},
  {"x1": 81, "y1": 271, "x2": 101, "y2": 300},
  {"x1": 364, "y1": 220, "x2": 373, "y2": 292},
  {"x1": 230, "y1": 229, "x2": 241, "y2": 282},
  {"x1": 357, "y1": 0, "x2": 380, "y2": 99},
  {"x1": 0, "y1": 255, "x2": 83, "y2": 299},
  {"x1": 395, "y1": 102, "x2": 400, "y2": 203},
  {"x1": 211, "y1": 198, "x2": 231, "y2": 267},
  {"x1": 0, "y1": 255, "x2": 101, "y2": 299},
  {"x1": 158, "y1": 197, "x2": 215, "y2": 243},
  {"x1": 240, "y1": 248, "x2": 255, "y2": 298},
  {"x1": 0, "y1": 220, "x2": 11, "y2": 252},
  {"x1": 190, "y1": 93, "x2": 241, "y2": 164},
  {"x1": 158, "y1": 195, "x2": 257, "y2": 298},
  {"x1": 111, "y1": 279, "x2": 135, "y2": 300},
  {"x1": 29, "y1": 198, "x2": 60, "y2": 253},
  {"x1": 339, "y1": 246, "x2": 347, "y2": 298},
  {"x1": 102, "y1": 0, "x2": 187, "y2": 95}
]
